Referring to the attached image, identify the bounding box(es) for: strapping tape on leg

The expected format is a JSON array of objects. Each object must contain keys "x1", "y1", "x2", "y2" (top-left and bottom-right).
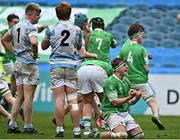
[
  {"x1": 131, "y1": 131, "x2": 144, "y2": 139},
  {"x1": 70, "y1": 103, "x2": 79, "y2": 111},
  {"x1": 116, "y1": 132, "x2": 128, "y2": 139}
]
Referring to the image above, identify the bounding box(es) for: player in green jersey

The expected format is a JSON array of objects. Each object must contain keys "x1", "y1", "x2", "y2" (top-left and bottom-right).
[
  {"x1": 87, "y1": 17, "x2": 117, "y2": 63},
  {"x1": 119, "y1": 23, "x2": 165, "y2": 130},
  {"x1": 0, "y1": 14, "x2": 19, "y2": 96},
  {"x1": 97, "y1": 58, "x2": 144, "y2": 139}
]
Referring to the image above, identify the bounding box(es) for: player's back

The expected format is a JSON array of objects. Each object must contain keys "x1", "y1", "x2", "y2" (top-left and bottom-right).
[
  {"x1": 88, "y1": 29, "x2": 114, "y2": 63},
  {"x1": 11, "y1": 19, "x2": 38, "y2": 64},
  {"x1": 119, "y1": 39, "x2": 148, "y2": 84},
  {"x1": 47, "y1": 21, "x2": 82, "y2": 68}
]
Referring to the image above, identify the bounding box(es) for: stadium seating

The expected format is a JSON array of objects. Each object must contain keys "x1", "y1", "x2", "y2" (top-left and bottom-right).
[
  {"x1": 106, "y1": 4, "x2": 180, "y2": 72},
  {"x1": 107, "y1": 4, "x2": 180, "y2": 49}
]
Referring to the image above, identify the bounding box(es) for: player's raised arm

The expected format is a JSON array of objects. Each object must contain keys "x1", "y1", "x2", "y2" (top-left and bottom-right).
[{"x1": 41, "y1": 27, "x2": 51, "y2": 50}]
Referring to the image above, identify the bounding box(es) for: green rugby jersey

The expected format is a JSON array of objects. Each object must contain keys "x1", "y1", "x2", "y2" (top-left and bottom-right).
[
  {"x1": 80, "y1": 60, "x2": 113, "y2": 77},
  {"x1": 119, "y1": 39, "x2": 148, "y2": 84},
  {"x1": 0, "y1": 29, "x2": 16, "y2": 64},
  {"x1": 87, "y1": 28, "x2": 117, "y2": 63},
  {"x1": 102, "y1": 75, "x2": 131, "y2": 119}
]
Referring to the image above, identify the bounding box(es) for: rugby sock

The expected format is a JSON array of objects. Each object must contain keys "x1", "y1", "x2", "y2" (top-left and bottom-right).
[
  {"x1": 153, "y1": 114, "x2": 159, "y2": 119},
  {"x1": 56, "y1": 126, "x2": 64, "y2": 133},
  {"x1": 83, "y1": 116, "x2": 91, "y2": 128},
  {"x1": 24, "y1": 123, "x2": 33, "y2": 129},
  {"x1": 80, "y1": 118, "x2": 84, "y2": 126},
  {"x1": 9, "y1": 120, "x2": 18, "y2": 128},
  {"x1": 73, "y1": 127, "x2": 81, "y2": 135}
]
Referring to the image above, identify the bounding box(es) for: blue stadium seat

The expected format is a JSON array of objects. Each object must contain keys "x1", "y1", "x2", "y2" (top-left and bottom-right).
[
  {"x1": 168, "y1": 32, "x2": 180, "y2": 41},
  {"x1": 140, "y1": 17, "x2": 156, "y2": 27},
  {"x1": 147, "y1": 31, "x2": 163, "y2": 42},
  {"x1": 142, "y1": 39, "x2": 158, "y2": 48},
  {"x1": 168, "y1": 9, "x2": 180, "y2": 18},
  {"x1": 131, "y1": 4, "x2": 149, "y2": 12},
  {"x1": 155, "y1": 25, "x2": 170, "y2": 34},
  {"x1": 161, "y1": 17, "x2": 176, "y2": 27},
  {"x1": 161, "y1": 39, "x2": 177, "y2": 48},
  {"x1": 119, "y1": 17, "x2": 136, "y2": 26},
  {"x1": 112, "y1": 23, "x2": 129, "y2": 33},
  {"x1": 125, "y1": 10, "x2": 143, "y2": 19},
  {"x1": 147, "y1": 9, "x2": 162, "y2": 19}
]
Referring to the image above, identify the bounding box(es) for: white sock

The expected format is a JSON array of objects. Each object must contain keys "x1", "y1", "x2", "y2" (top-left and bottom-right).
[
  {"x1": 9, "y1": 120, "x2": 17, "y2": 128},
  {"x1": 56, "y1": 126, "x2": 64, "y2": 133},
  {"x1": 24, "y1": 123, "x2": 33, "y2": 129},
  {"x1": 73, "y1": 127, "x2": 80, "y2": 135}
]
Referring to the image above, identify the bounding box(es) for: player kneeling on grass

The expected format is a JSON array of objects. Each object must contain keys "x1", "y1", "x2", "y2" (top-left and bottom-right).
[{"x1": 92, "y1": 58, "x2": 144, "y2": 139}]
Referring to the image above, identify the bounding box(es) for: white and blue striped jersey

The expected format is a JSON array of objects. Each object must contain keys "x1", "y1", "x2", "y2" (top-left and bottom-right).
[
  {"x1": 44, "y1": 20, "x2": 82, "y2": 69},
  {"x1": 9, "y1": 19, "x2": 38, "y2": 64}
]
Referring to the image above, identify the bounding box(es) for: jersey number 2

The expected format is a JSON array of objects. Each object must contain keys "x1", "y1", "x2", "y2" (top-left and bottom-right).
[{"x1": 60, "y1": 30, "x2": 70, "y2": 46}]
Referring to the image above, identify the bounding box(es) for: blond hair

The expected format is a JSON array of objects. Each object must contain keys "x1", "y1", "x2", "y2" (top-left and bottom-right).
[{"x1": 25, "y1": 3, "x2": 41, "y2": 15}]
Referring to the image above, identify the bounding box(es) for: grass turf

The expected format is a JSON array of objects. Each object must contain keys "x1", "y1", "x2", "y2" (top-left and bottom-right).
[{"x1": 0, "y1": 112, "x2": 180, "y2": 139}]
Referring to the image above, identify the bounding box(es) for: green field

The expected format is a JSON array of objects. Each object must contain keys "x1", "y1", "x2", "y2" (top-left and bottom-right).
[{"x1": 0, "y1": 112, "x2": 180, "y2": 139}]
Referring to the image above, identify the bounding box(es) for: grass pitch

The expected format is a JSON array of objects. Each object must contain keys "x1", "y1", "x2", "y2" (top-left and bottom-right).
[{"x1": 0, "y1": 112, "x2": 180, "y2": 139}]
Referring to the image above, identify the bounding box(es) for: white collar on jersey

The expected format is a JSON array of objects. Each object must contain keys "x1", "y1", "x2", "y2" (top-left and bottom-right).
[
  {"x1": 24, "y1": 19, "x2": 32, "y2": 24},
  {"x1": 58, "y1": 20, "x2": 70, "y2": 23},
  {"x1": 130, "y1": 40, "x2": 138, "y2": 45},
  {"x1": 94, "y1": 28, "x2": 103, "y2": 31}
]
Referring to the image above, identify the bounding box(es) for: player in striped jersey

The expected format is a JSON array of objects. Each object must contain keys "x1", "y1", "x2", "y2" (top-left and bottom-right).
[
  {"x1": 2, "y1": 3, "x2": 42, "y2": 134},
  {"x1": 41, "y1": 2, "x2": 97, "y2": 138}
]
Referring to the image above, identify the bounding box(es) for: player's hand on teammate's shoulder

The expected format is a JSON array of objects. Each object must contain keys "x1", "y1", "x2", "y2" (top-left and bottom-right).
[{"x1": 37, "y1": 25, "x2": 48, "y2": 33}]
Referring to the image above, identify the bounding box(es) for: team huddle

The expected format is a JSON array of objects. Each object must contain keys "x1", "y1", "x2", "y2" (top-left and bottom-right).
[{"x1": 0, "y1": 1, "x2": 165, "y2": 139}]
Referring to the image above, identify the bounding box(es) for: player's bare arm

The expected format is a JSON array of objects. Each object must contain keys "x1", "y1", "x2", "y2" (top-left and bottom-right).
[
  {"x1": 30, "y1": 35, "x2": 38, "y2": 59},
  {"x1": 41, "y1": 38, "x2": 50, "y2": 50},
  {"x1": 78, "y1": 47, "x2": 97, "y2": 58},
  {"x1": 111, "y1": 93, "x2": 136, "y2": 107},
  {"x1": 2, "y1": 32, "x2": 15, "y2": 54}
]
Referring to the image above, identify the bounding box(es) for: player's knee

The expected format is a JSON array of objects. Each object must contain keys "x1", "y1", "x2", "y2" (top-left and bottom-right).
[
  {"x1": 115, "y1": 132, "x2": 128, "y2": 139},
  {"x1": 67, "y1": 92, "x2": 78, "y2": 102},
  {"x1": 67, "y1": 92, "x2": 79, "y2": 111},
  {"x1": 131, "y1": 131, "x2": 144, "y2": 139}
]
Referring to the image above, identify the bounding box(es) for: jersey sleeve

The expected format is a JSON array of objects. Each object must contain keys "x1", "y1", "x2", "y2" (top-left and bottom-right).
[
  {"x1": 142, "y1": 47, "x2": 149, "y2": 64},
  {"x1": 75, "y1": 28, "x2": 83, "y2": 50},
  {"x1": 44, "y1": 27, "x2": 51, "y2": 40},
  {"x1": 104, "y1": 81, "x2": 118, "y2": 102},
  {"x1": 110, "y1": 34, "x2": 117, "y2": 48},
  {"x1": 28, "y1": 26, "x2": 38, "y2": 38}
]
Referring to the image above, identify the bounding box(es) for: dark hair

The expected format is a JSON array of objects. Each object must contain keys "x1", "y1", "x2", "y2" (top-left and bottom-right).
[
  {"x1": 128, "y1": 23, "x2": 144, "y2": 38},
  {"x1": 25, "y1": 3, "x2": 41, "y2": 15},
  {"x1": 111, "y1": 58, "x2": 125, "y2": 69},
  {"x1": 90, "y1": 17, "x2": 104, "y2": 30},
  {"x1": 55, "y1": 2, "x2": 71, "y2": 20},
  {"x1": 7, "y1": 14, "x2": 19, "y2": 22}
]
